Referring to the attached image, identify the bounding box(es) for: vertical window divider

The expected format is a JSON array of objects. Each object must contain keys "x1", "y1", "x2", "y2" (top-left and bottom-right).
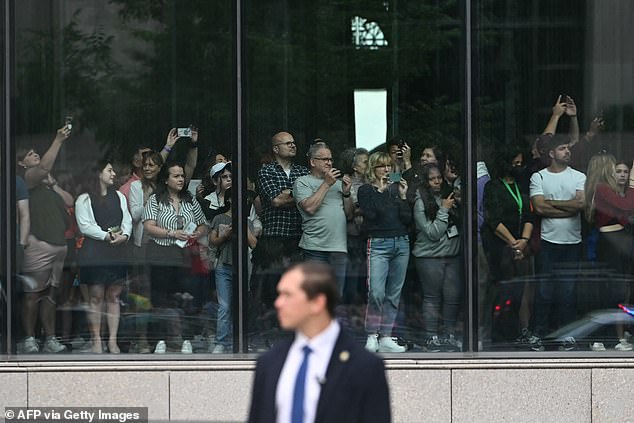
[
  {"x1": 232, "y1": 0, "x2": 248, "y2": 354},
  {"x1": 2, "y1": 0, "x2": 15, "y2": 357},
  {"x1": 463, "y1": 0, "x2": 477, "y2": 354}
]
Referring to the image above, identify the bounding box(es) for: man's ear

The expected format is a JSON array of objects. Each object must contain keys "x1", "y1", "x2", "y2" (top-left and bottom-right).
[
  {"x1": 549, "y1": 150, "x2": 555, "y2": 159},
  {"x1": 310, "y1": 293, "x2": 327, "y2": 314}
]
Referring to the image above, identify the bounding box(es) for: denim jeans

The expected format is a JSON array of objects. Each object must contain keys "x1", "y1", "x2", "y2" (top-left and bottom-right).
[
  {"x1": 533, "y1": 241, "x2": 580, "y2": 338},
  {"x1": 215, "y1": 263, "x2": 233, "y2": 347},
  {"x1": 302, "y1": 249, "x2": 348, "y2": 298},
  {"x1": 415, "y1": 256, "x2": 463, "y2": 336},
  {"x1": 364, "y1": 236, "x2": 410, "y2": 336}
]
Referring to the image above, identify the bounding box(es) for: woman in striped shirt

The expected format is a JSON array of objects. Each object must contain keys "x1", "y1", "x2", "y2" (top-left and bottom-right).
[{"x1": 143, "y1": 163, "x2": 207, "y2": 353}]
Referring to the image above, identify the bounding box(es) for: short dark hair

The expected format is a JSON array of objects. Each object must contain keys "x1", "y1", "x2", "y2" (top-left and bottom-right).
[
  {"x1": 291, "y1": 262, "x2": 338, "y2": 317},
  {"x1": 386, "y1": 135, "x2": 404, "y2": 149},
  {"x1": 545, "y1": 134, "x2": 571, "y2": 153}
]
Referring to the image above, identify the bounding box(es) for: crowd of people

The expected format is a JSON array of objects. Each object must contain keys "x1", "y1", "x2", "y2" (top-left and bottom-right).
[{"x1": 13, "y1": 94, "x2": 634, "y2": 354}]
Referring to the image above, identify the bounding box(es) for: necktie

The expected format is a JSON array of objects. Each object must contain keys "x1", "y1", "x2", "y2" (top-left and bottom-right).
[{"x1": 291, "y1": 345, "x2": 312, "y2": 423}]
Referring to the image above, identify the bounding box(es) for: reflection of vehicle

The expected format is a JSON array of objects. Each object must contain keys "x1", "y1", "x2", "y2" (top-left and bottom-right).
[
  {"x1": 488, "y1": 261, "x2": 634, "y2": 350},
  {"x1": 540, "y1": 309, "x2": 634, "y2": 351},
  {"x1": 489, "y1": 309, "x2": 634, "y2": 351}
]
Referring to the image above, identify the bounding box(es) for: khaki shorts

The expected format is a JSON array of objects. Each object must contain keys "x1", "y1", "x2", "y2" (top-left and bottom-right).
[{"x1": 20, "y1": 234, "x2": 67, "y2": 293}]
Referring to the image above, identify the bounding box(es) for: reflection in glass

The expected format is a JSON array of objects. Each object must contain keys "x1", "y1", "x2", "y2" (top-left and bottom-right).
[{"x1": 475, "y1": 0, "x2": 634, "y2": 352}]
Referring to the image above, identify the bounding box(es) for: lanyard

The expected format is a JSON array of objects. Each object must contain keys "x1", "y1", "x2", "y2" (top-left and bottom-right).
[{"x1": 502, "y1": 179, "x2": 523, "y2": 216}]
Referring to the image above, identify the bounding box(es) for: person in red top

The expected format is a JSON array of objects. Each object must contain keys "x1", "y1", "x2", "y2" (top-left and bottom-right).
[{"x1": 584, "y1": 154, "x2": 634, "y2": 351}]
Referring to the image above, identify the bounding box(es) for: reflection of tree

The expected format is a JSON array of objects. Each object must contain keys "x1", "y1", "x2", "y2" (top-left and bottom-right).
[
  {"x1": 106, "y1": 0, "x2": 234, "y2": 164},
  {"x1": 18, "y1": 0, "x2": 465, "y2": 168},
  {"x1": 16, "y1": 10, "x2": 118, "y2": 138},
  {"x1": 244, "y1": 0, "x2": 463, "y2": 160}
]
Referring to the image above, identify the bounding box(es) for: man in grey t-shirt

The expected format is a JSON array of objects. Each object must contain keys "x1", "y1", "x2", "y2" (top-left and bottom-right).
[{"x1": 293, "y1": 142, "x2": 353, "y2": 296}]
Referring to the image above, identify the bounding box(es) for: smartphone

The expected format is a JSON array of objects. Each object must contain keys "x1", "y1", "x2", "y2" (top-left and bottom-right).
[
  {"x1": 177, "y1": 127, "x2": 192, "y2": 137},
  {"x1": 64, "y1": 115, "x2": 73, "y2": 130},
  {"x1": 397, "y1": 140, "x2": 405, "y2": 158},
  {"x1": 388, "y1": 172, "x2": 401, "y2": 183}
]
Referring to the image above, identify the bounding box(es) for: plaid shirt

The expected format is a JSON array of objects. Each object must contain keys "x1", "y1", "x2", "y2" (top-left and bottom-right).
[{"x1": 257, "y1": 161, "x2": 309, "y2": 237}]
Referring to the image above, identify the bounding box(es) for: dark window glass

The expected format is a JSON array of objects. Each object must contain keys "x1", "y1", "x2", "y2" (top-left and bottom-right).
[
  {"x1": 475, "y1": 0, "x2": 634, "y2": 352},
  {"x1": 245, "y1": 1, "x2": 466, "y2": 354}
]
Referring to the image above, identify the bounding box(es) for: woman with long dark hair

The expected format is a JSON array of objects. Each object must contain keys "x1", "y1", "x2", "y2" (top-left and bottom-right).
[
  {"x1": 584, "y1": 154, "x2": 634, "y2": 350},
  {"x1": 358, "y1": 152, "x2": 411, "y2": 353},
  {"x1": 482, "y1": 146, "x2": 535, "y2": 344},
  {"x1": 16, "y1": 126, "x2": 73, "y2": 354},
  {"x1": 143, "y1": 162, "x2": 207, "y2": 354},
  {"x1": 413, "y1": 163, "x2": 463, "y2": 352},
  {"x1": 75, "y1": 159, "x2": 132, "y2": 353}
]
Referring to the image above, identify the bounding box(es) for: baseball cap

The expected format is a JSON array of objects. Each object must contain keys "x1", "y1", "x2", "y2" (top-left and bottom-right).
[{"x1": 210, "y1": 161, "x2": 232, "y2": 179}]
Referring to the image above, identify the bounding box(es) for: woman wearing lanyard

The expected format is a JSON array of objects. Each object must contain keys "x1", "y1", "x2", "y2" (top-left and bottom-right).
[{"x1": 482, "y1": 146, "x2": 535, "y2": 345}]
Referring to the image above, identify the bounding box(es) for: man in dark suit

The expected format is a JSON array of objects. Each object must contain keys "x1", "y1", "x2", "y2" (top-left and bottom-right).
[{"x1": 248, "y1": 262, "x2": 391, "y2": 423}]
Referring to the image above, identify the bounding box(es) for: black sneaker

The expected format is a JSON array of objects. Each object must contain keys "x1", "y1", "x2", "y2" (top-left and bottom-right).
[
  {"x1": 515, "y1": 328, "x2": 531, "y2": 344},
  {"x1": 440, "y1": 334, "x2": 462, "y2": 352},
  {"x1": 425, "y1": 335, "x2": 442, "y2": 352},
  {"x1": 529, "y1": 336, "x2": 544, "y2": 351},
  {"x1": 558, "y1": 336, "x2": 577, "y2": 351}
]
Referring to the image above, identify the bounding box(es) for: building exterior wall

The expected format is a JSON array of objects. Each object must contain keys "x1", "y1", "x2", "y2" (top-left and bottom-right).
[{"x1": 2, "y1": 360, "x2": 634, "y2": 422}]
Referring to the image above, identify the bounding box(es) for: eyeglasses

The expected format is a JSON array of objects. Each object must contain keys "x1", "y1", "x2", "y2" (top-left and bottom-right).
[
  {"x1": 313, "y1": 157, "x2": 333, "y2": 163},
  {"x1": 274, "y1": 141, "x2": 296, "y2": 147}
]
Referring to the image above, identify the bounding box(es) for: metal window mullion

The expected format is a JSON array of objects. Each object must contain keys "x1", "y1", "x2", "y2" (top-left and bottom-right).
[{"x1": 2, "y1": 0, "x2": 16, "y2": 356}]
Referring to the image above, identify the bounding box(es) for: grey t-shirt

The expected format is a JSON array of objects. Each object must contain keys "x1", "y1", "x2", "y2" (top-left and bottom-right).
[
  {"x1": 293, "y1": 174, "x2": 347, "y2": 252},
  {"x1": 211, "y1": 213, "x2": 232, "y2": 266}
]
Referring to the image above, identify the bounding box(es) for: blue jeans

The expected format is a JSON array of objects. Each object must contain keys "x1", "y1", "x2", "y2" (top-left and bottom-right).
[
  {"x1": 364, "y1": 236, "x2": 410, "y2": 336},
  {"x1": 415, "y1": 256, "x2": 463, "y2": 336},
  {"x1": 533, "y1": 241, "x2": 580, "y2": 338},
  {"x1": 302, "y1": 249, "x2": 348, "y2": 298},
  {"x1": 215, "y1": 263, "x2": 233, "y2": 347}
]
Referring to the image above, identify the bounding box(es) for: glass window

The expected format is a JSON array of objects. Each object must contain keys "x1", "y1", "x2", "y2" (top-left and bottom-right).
[
  {"x1": 475, "y1": 0, "x2": 634, "y2": 352},
  {"x1": 7, "y1": 0, "x2": 634, "y2": 359},
  {"x1": 12, "y1": 1, "x2": 233, "y2": 356},
  {"x1": 245, "y1": 1, "x2": 466, "y2": 354}
]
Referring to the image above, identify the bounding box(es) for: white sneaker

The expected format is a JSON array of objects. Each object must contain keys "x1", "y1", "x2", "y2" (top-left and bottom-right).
[
  {"x1": 211, "y1": 344, "x2": 226, "y2": 354},
  {"x1": 378, "y1": 336, "x2": 406, "y2": 353},
  {"x1": 615, "y1": 339, "x2": 633, "y2": 351},
  {"x1": 365, "y1": 334, "x2": 379, "y2": 352},
  {"x1": 590, "y1": 342, "x2": 606, "y2": 351},
  {"x1": 181, "y1": 340, "x2": 193, "y2": 354},
  {"x1": 154, "y1": 340, "x2": 167, "y2": 354},
  {"x1": 42, "y1": 336, "x2": 67, "y2": 353},
  {"x1": 22, "y1": 336, "x2": 39, "y2": 353}
]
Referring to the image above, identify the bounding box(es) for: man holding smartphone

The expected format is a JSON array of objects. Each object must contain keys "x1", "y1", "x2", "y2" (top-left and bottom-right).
[{"x1": 293, "y1": 142, "x2": 353, "y2": 297}]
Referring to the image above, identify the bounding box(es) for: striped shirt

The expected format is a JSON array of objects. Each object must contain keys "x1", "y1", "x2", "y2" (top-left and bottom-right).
[{"x1": 142, "y1": 194, "x2": 206, "y2": 247}]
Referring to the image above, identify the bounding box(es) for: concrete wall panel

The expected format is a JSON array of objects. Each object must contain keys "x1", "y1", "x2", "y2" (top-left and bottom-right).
[{"x1": 452, "y1": 369, "x2": 591, "y2": 423}]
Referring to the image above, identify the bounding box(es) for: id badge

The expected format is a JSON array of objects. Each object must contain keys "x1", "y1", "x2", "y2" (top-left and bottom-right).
[{"x1": 446, "y1": 225, "x2": 459, "y2": 238}]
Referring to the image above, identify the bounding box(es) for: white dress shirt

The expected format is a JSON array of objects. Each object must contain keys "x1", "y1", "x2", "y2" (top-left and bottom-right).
[{"x1": 275, "y1": 320, "x2": 341, "y2": 423}]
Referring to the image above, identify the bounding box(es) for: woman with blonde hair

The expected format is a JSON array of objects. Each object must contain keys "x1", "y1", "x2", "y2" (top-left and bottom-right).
[
  {"x1": 584, "y1": 153, "x2": 634, "y2": 351},
  {"x1": 358, "y1": 152, "x2": 411, "y2": 353}
]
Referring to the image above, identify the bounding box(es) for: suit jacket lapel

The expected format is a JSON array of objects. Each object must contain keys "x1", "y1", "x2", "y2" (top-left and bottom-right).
[
  {"x1": 313, "y1": 331, "x2": 354, "y2": 423},
  {"x1": 262, "y1": 339, "x2": 294, "y2": 422}
]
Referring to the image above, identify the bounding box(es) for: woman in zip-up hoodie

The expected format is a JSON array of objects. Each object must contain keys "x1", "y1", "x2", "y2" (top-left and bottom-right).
[
  {"x1": 75, "y1": 158, "x2": 132, "y2": 353},
  {"x1": 413, "y1": 163, "x2": 463, "y2": 352}
]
